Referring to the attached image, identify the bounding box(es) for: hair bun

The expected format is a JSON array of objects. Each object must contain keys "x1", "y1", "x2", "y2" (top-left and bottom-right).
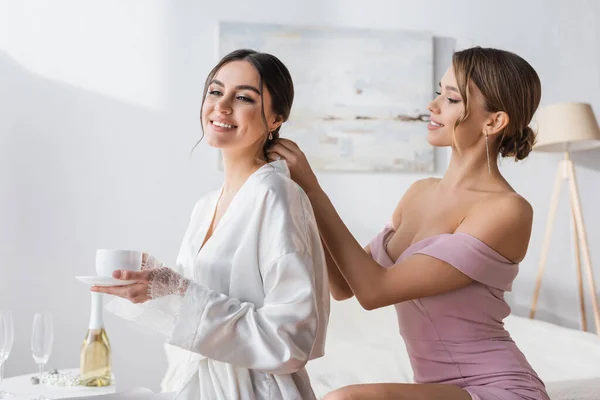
[{"x1": 499, "y1": 126, "x2": 536, "y2": 161}]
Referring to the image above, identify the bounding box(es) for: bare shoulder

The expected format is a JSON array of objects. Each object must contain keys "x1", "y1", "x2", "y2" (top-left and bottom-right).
[
  {"x1": 484, "y1": 192, "x2": 533, "y2": 229},
  {"x1": 411, "y1": 177, "x2": 441, "y2": 191},
  {"x1": 390, "y1": 178, "x2": 439, "y2": 228},
  {"x1": 458, "y1": 191, "x2": 533, "y2": 262}
]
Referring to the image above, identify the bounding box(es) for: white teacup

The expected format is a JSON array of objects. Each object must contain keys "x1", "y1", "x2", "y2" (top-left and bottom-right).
[{"x1": 95, "y1": 249, "x2": 142, "y2": 277}]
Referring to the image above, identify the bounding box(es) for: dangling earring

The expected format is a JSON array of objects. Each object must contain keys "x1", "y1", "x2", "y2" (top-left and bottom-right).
[
  {"x1": 485, "y1": 132, "x2": 491, "y2": 176},
  {"x1": 268, "y1": 132, "x2": 273, "y2": 141}
]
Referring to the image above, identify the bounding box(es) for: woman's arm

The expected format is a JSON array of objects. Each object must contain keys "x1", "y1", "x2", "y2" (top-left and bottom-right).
[
  {"x1": 268, "y1": 139, "x2": 532, "y2": 311},
  {"x1": 307, "y1": 189, "x2": 532, "y2": 310},
  {"x1": 305, "y1": 188, "x2": 411, "y2": 309},
  {"x1": 317, "y1": 189, "x2": 404, "y2": 302},
  {"x1": 170, "y1": 250, "x2": 323, "y2": 374},
  {"x1": 321, "y1": 235, "x2": 353, "y2": 300},
  {"x1": 95, "y1": 251, "x2": 323, "y2": 375}
]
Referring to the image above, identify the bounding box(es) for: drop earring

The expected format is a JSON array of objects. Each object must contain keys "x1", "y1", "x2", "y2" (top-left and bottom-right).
[
  {"x1": 268, "y1": 132, "x2": 273, "y2": 141},
  {"x1": 485, "y1": 132, "x2": 491, "y2": 176}
]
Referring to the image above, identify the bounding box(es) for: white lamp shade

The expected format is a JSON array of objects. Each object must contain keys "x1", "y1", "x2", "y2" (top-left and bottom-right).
[{"x1": 534, "y1": 102, "x2": 600, "y2": 152}]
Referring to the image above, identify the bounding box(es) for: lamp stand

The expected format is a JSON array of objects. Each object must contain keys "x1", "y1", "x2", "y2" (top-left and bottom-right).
[{"x1": 529, "y1": 151, "x2": 600, "y2": 335}]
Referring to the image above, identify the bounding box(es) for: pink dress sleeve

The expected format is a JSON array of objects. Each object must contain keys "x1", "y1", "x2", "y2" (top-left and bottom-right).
[{"x1": 413, "y1": 232, "x2": 519, "y2": 291}]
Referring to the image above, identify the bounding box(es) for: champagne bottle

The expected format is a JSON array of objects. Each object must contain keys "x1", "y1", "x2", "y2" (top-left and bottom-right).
[{"x1": 80, "y1": 292, "x2": 112, "y2": 387}]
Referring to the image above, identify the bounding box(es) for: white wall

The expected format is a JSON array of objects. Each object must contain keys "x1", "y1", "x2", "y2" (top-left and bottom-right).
[{"x1": 1, "y1": 0, "x2": 599, "y2": 392}]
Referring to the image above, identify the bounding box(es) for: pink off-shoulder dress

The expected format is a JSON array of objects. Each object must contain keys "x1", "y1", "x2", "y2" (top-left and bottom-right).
[{"x1": 368, "y1": 223, "x2": 550, "y2": 400}]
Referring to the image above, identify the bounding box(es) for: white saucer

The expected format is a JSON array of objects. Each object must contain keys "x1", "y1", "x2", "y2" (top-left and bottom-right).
[{"x1": 76, "y1": 276, "x2": 138, "y2": 287}]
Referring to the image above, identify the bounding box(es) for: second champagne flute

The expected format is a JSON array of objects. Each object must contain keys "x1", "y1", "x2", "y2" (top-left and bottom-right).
[{"x1": 31, "y1": 313, "x2": 54, "y2": 381}]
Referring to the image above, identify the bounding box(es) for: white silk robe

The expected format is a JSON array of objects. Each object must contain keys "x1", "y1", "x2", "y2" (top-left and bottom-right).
[{"x1": 107, "y1": 160, "x2": 330, "y2": 400}]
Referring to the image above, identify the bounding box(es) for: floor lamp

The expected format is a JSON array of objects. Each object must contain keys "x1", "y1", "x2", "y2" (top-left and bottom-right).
[{"x1": 529, "y1": 102, "x2": 600, "y2": 335}]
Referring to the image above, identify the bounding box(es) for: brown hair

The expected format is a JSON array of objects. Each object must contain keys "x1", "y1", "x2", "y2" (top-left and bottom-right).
[
  {"x1": 195, "y1": 49, "x2": 294, "y2": 158},
  {"x1": 452, "y1": 47, "x2": 541, "y2": 161}
]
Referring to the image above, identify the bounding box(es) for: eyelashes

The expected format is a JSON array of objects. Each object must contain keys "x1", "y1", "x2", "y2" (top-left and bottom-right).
[
  {"x1": 435, "y1": 91, "x2": 461, "y2": 104},
  {"x1": 236, "y1": 95, "x2": 254, "y2": 103},
  {"x1": 207, "y1": 90, "x2": 255, "y2": 103}
]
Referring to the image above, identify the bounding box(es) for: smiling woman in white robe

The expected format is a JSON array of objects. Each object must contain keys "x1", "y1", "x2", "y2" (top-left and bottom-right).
[{"x1": 94, "y1": 49, "x2": 330, "y2": 400}]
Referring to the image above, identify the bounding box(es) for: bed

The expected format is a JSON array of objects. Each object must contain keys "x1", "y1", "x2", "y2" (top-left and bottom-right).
[{"x1": 306, "y1": 298, "x2": 600, "y2": 400}]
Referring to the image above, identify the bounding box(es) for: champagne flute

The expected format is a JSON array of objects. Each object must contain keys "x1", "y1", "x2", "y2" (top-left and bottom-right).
[
  {"x1": 0, "y1": 311, "x2": 15, "y2": 397},
  {"x1": 31, "y1": 313, "x2": 53, "y2": 381}
]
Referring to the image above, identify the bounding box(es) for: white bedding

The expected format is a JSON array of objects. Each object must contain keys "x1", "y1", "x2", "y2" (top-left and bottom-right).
[{"x1": 307, "y1": 298, "x2": 600, "y2": 400}]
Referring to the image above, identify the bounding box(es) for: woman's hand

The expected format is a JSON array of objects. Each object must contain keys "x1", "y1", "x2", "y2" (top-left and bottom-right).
[
  {"x1": 91, "y1": 269, "x2": 152, "y2": 303},
  {"x1": 91, "y1": 267, "x2": 192, "y2": 303},
  {"x1": 267, "y1": 138, "x2": 321, "y2": 195}
]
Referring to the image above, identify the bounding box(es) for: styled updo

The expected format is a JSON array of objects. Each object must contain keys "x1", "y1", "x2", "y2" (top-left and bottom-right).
[{"x1": 453, "y1": 47, "x2": 541, "y2": 161}]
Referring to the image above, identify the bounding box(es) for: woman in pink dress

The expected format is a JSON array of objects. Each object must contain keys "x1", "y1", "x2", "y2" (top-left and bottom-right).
[{"x1": 268, "y1": 46, "x2": 549, "y2": 400}]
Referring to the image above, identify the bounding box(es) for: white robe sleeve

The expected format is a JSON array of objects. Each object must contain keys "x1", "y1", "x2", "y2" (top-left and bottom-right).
[
  {"x1": 168, "y1": 250, "x2": 321, "y2": 375},
  {"x1": 103, "y1": 274, "x2": 185, "y2": 337}
]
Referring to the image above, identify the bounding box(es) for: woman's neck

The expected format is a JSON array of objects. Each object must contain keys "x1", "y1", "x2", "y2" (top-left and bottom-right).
[
  {"x1": 220, "y1": 149, "x2": 266, "y2": 195},
  {"x1": 440, "y1": 145, "x2": 502, "y2": 189}
]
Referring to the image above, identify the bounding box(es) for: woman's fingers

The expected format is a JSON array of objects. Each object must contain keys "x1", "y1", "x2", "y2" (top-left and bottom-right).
[
  {"x1": 276, "y1": 138, "x2": 300, "y2": 151},
  {"x1": 268, "y1": 143, "x2": 296, "y2": 160},
  {"x1": 266, "y1": 151, "x2": 282, "y2": 162},
  {"x1": 113, "y1": 269, "x2": 149, "y2": 281},
  {"x1": 91, "y1": 282, "x2": 148, "y2": 303},
  {"x1": 267, "y1": 139, "x2": 319, "y2": 192},
  {"x1": 266, "y1": 138, "x2": 304, "y2": 165},
  {"x1": 272, "y1": 140, "x2": 302, "y2": 158},
  {"x1": 90, "y1": 270, "x2": 149, "y2": 300},
  {"x1": 93, "y1": 253, "x2": 153, "y2": 303}
]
